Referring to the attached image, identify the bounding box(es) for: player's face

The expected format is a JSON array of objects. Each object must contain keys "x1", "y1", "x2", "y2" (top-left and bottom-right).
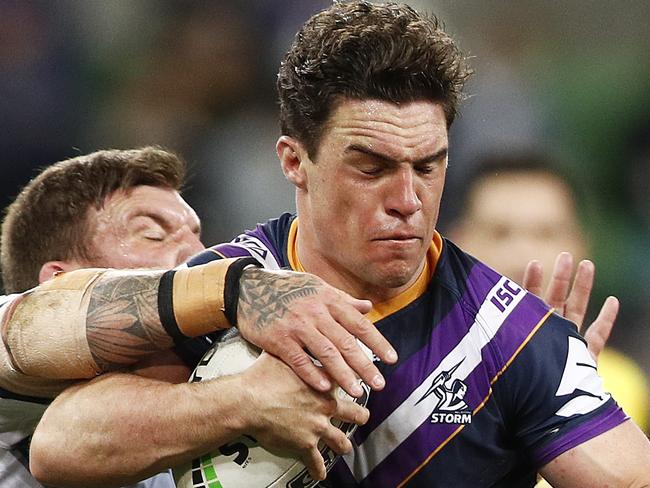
[
  {"x1": 85, "y1": 185, "x2": 204, "y2": 269},
  {"x1": 453, "y1": 173, "x2": 585, "y2": 285},
  {"x1": 295, "y1": 99, "x2": 448, "y2": 301}
]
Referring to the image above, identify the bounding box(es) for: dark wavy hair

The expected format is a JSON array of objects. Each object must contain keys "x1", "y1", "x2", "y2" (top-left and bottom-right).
[{"x1": 277, "y1": 1, "x2": 472, "y2": 157}]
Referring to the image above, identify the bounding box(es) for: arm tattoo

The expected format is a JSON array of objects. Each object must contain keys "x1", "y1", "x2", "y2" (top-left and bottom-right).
[
  {"x1": 238, "y1": 269, "x2": 319, "y2": 329},
  {"x1": 86, "y1": 273, "x2": 173, "y2": 371}
]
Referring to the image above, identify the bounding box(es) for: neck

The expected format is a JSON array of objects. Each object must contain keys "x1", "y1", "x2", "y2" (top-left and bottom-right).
[{"x1": 293, "y1": 222, "x2": 427, "y2": 304}]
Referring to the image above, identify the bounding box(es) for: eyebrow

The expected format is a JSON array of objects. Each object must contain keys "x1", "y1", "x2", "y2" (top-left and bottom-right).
[{"x1": 345, "y1": 144, "x2": 448, "y2": 166}]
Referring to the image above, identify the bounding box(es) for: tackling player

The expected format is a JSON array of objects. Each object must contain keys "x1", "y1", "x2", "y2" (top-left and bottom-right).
[{"x1": 0, "y1": 147, "x2": 392, "y2": 485}]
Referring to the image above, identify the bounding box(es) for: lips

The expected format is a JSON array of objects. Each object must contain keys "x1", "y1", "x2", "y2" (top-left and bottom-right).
[{"x1": 373, "y1": 232, "x2": 421, "y2": 241}]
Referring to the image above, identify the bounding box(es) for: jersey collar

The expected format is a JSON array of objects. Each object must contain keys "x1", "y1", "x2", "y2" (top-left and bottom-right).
[{"x1": 287, "y1": 218, "x2": 442, "y2": 322}]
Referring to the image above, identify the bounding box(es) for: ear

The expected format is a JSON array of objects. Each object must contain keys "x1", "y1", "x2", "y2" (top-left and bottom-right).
[
  {"x1": 277, "y1": 136, "x2": 308, "y2": 189},
  {"x1": 38, "y1": 261, "x2": 79, "y2": 284}
]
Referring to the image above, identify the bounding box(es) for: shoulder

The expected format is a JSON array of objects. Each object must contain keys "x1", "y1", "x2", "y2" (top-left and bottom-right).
[
  {"x1": 437, "y1": 237, "x2": 550, "y2": 338},
  {"x1": 185, "y1": 214, "x2": 295, "y2": 269},
  {"x1": 495, "y1": 311, "x2": 627, "y2": 465},
  {"x1": 436, "y1": 238, "x2": 508, "y2": 310}
]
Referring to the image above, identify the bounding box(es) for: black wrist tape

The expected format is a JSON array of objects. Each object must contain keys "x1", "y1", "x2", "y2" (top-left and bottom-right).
[
  {"x1": 223, "y1": 257, "x2": 262, "y2": 327},
  {"x1": 158, "y1": 269, "x2": 188, "y2": 345}
]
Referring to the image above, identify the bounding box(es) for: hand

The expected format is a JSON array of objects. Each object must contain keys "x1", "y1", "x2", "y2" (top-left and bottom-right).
[
  {"x1": 241, "y1": 352, "x2": 369, "y2": 481},
  {"x1": 236, "y1": 267, "x2": 398, "y2": 397},
  {"x1": 523, "y1": 252, "x2": 619, "y2": 360}
]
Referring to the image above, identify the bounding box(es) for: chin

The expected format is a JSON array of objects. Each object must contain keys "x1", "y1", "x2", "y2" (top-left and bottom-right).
[
  {"x1": 380, "y1": 276, "x2": 413, "y2": 290},
  {"x1": 374, "y1": 263, "x2": 418, "y2": 289}
]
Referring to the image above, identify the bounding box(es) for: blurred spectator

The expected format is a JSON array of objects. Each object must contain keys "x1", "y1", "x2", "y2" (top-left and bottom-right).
[
  {"x1": 0, "y1": 2, "x2": 86, "y2": 211},
  {"x1": 84, "y1": 3, "x2": 264, "y2": 157},
  {"x1": 447, "y1": 151, "x2": 649, "y2": 432},
  {"x1": 76, "y1": 0, "x2": 330, "y2": 243},
  {"x1": 619, "y1": 112, "x2": 650, "y2": 387}
]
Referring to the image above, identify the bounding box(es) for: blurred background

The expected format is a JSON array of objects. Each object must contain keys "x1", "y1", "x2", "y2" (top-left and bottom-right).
[{"x1": 1, "y1": 1, "x2": 649, "y2": 383}]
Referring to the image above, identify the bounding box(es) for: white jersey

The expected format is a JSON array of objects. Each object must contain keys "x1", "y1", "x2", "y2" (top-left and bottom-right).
[
  {"x1": 0, "y1": 294, "x2": 176, "y2": 488},
  {"x1": 0, "y1": 294, "x2": 42, "y2": 447}
]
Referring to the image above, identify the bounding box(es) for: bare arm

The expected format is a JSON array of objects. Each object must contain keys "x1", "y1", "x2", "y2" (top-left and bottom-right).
[
  {"x1": 4, "y1": 261, "x2": 397, "y2": 397},
  {"x1": 539, "y1": 420, "x2": 650, "y2": 487},
  {"x1": 30, "y1": 352, "x2": 368, "y2": 487}
]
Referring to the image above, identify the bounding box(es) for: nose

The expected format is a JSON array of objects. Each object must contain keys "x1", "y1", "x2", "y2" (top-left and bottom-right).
[
  {"x1": 386, "y1": 166, "x2": 422, "y2": 217},
  {"x1": 174, "y1": 228, "x2": 205, "y2": 266}
]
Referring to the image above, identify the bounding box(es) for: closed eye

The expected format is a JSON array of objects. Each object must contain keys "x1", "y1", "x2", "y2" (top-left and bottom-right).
[
  {"x1": 415, "y1": 164, "x2": 435, "y2": 175},
  {"x1": 360, "y1": 166, "x2": 384, "y2": 176},
  {"x1": 143, "y1": 233, "x2": 165, "y2": 242},
  {"x1": 130, "y1": 215, "x2": 168, "y2": 241}
]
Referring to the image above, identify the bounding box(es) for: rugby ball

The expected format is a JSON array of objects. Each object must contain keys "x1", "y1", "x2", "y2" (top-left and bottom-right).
[{"x1": 173, "y1": 331, "x2": 371, "y2": 488}]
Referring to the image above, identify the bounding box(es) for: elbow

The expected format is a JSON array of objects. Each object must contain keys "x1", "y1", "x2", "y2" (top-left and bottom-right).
[
  {"x1": 30, "y1": 424, "x2": 92, "y2": 488},
  {"x1": 31, "y1": 423, "x2": 151, "y2": 488},
  {"x1": 30, "y1": 430, "x2": 61, "y2": 486}
]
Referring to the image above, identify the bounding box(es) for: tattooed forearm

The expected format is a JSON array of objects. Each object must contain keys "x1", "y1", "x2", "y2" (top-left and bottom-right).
[
  {"x1": 237, "y1": 269, "x2": 320, "y2": 329},
  {"x1": 87, "y1": 272, "x2": 173, "y2": 371}
]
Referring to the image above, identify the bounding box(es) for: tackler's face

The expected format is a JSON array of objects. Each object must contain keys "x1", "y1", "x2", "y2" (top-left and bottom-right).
[
  {"x1": 86, "y1": 185, "x2": 204, "y2": 270},
  {"x1": 293, "y1": 98, "x2": 448, "y2": 301}
]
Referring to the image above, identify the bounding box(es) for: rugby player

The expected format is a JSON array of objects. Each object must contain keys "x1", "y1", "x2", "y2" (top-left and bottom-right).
[
  {"x1": 28, "y1": 2, "x2": 650, "y2": 486},
  {"x1": 0, "y1": 147, "x2": 391, "y2": 485}
]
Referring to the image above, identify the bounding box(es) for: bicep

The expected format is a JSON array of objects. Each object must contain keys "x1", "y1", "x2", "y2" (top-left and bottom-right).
[
  {"x1": 130, "y1": 349, "x2": 191, "y2": 383},
  {"x1": 539, "y1": 420, "x2": 650, "y2": 486}
]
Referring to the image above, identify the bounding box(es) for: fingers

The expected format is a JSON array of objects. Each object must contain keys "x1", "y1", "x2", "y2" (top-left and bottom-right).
[
  {"x1": 297, "y1": 326, "x2": 366, "y2": 397},
  {"x1": 296, "y1": 321, "x2": 379, "y2": 397},
  {"x1": 301, "y1": 414, "x2": 356, "y2": 481},
  {"x1": 526, "y1": 254, "x2": 596, "y2": 333},
  {"x1": 522, "y1": 260, "x2": 544, "y2": 297},
  {"x1": 301, "y1": 447, "x2": 327, "y2": 481},
  {"x1": 563, "y1": 260, "x2": 595, "y2": 331},
  {"x1": 544, "y1": 252, "x2": 574, "y2": 312},
  {"x1": 265, "y1": 329, "x2": 366, "y2": 397},
  {"x1": 274, "y1": 290, "x2": 396, "y2": 397},
  {"x1": 312, "y1": 398, "x2": 367, "y2": 476},
  {"x1": 332, "y1": 290, "x2": 398, "y2": 365},
  {"x1": 269, "y1": 322, "x2": 379, "y2": 398},
  {"x1": 329, "y1": 304, "x2": 396, "y2": 389},
  {"x1": 584, "y1": 296, "x2": 619, "y2": 360},
  {"x1": 320, "y1": 424, "x2": 353, "y2": 455},
  {"x1": 279, "y1": 341, "x2": 334, "y2": 392},
  {"x1": 332, "y1": 393, "x2": 370, "y2": 425},
  {"x1": 238, "y1": 268, "x2": 397, "y2": 396},
  {"x1": 345, "y1": 296, "x2": 373, "y2": 315},
  {"x1": 301, "y1": 399, "x2": 364, "y2": 481}
]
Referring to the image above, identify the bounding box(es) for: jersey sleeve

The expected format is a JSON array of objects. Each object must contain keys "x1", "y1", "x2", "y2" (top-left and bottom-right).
[
  {"x1": 495, "y1": 312, "x2": 627, "y2": 467},
  {"x1": 186, "y1": 218, "x2": 289, "y2": 270},
  {"x1": 0, "y1": 294, "x2": 18, "y2": 312}
]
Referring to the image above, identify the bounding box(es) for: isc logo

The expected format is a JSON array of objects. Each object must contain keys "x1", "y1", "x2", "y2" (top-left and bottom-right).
[{"x1": 489, "y1": 279, "x2": 522, "y2": 313}]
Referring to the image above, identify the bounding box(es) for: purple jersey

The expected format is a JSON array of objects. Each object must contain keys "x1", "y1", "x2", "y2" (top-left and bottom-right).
[{"x1": 182, "y1": 213, "x2": 626, "y2": 487}]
